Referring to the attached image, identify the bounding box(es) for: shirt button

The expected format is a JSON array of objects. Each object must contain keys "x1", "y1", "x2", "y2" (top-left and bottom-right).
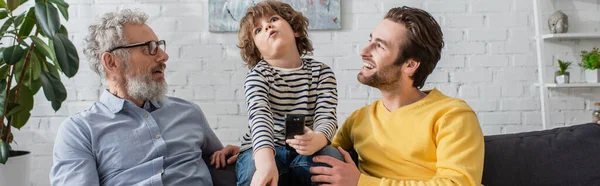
[
  {"x1": 158, "y1": 170, "x2": 163, "y2": 174},
  {"x1": 143, "y1": 114, "x2": 148, "y2": 118},
  {"x1": 154, "y1": 135, "x2": 161, "y2": 139}
]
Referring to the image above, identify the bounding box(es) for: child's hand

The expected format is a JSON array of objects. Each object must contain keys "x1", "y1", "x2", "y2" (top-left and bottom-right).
[
  {"x1": 286, "y1": 127, "x2": 328, "y2": 156},
  {"x1": 252, "y1": 148, "x2": 279, "y2": 186}
]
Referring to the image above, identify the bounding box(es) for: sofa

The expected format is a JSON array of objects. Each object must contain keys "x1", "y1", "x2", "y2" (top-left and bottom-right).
[{"x1": 207, "y1": 122, "x2": 600, "y2": 186}]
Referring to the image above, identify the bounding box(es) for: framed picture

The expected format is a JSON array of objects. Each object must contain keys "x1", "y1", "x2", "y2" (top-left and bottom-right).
[{"x1": 209, "y1": 0, "x2": 341, "y2": 32}]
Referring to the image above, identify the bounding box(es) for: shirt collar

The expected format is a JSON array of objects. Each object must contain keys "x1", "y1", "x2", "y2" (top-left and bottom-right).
[{"x1": 99, "y1": 89, "x2": 163, "y2": 113}]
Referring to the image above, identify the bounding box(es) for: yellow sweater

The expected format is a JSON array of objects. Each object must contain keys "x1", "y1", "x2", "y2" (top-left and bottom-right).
[{"x1": 332, "y1": 89, "x2": 484, "y2": 186}]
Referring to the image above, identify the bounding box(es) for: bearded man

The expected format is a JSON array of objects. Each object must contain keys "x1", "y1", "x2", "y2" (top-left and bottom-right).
[{"x1": 50, "y1": 9, "x2": 224, "y2": 186}]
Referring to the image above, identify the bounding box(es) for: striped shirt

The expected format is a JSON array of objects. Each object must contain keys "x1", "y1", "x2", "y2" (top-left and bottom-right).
[{"x1": 240, "y1": 58, "x2": 338, "y2": 154}]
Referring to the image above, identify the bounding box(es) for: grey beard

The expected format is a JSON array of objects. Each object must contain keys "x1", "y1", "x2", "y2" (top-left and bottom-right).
[{"x1": 125, "y1": 73, "x2": 167, "y2": 104}]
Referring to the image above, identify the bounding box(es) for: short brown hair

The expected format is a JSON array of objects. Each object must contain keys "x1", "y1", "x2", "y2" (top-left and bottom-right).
[
  {"x1": 238, "y1": 0, "x2": 313, "y2": 68},
  {"x1": 385, "y1": 6, "x2": 444, "y2": 89}
]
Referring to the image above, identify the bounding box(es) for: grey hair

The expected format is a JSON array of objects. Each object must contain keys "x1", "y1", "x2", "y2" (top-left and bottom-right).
[{"x1": 82, "y1": 9, "x2": 149, "y2": 77}]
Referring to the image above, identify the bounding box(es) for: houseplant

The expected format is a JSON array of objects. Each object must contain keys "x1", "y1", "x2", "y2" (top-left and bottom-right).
[
  {"x1": 0, "y1": 0, "x2": 78, "y2": 185},
  {"x1": 555, "y1": 60, "x2": 571, "y2": 84},
  {"x1": 579, "y1": 47, "x2": 600, "y2": 83}
]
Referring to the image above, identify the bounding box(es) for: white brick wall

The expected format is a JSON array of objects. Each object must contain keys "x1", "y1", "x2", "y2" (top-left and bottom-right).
[{"x1": 8, "y1": 0, "x2": 600, "y2": 185}]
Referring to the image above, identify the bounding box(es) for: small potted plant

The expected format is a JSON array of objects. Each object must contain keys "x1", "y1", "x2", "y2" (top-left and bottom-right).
[
  {"x1": 555, "y1": 60, "x2": 572, "y2": 84},
  {"x1": 579, "y1": 47, "x2": 600, "y2": 83}
]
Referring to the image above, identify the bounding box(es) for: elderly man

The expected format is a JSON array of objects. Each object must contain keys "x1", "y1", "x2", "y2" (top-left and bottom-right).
[{"x1": 50, "y1": 9, "x2": 223, "y2": 186}]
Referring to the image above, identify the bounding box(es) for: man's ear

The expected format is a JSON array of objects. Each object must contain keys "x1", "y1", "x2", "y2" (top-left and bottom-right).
[
  {"x1": 404, "y1": 59, "x2": 421, "y2": 77},
  {"x1": 101, "y1": 52, "x2": 120, "y2": 74}
]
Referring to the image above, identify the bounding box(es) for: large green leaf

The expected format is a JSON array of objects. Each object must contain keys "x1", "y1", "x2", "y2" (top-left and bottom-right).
[
  {"x1": 0, "y1": 140, "x2": 9, "y2": 164},
  {"x1": 52, "y1": 34, "x2": 77, "y2": 77},
  {"x1": 40, "y1": 70, "x2": 65, "y2": 111},
  {"x1": 5, "y1": 104, "x2": 24, "y2": 117},
  {"x1": 10, "y1": 109, "x2": 30, "y2": 129},
  {"x1": 7, "y1": 86, "x2": 33, "y2": 129},
  {"x1": 0, "y1": 79, "x2": 7, "y2": 118},
  {"x1": 0, "y1": 10, "x2": 8, "y2": 19},
  {"x1": 14, "y1": 12, "x2": 25, "y2": 27},
  {"x1": 3, "y1": 46, "x2": 25, "y2": 65},
  {"x1": 18, "y1": 7, "x2": 36, "y2": 38},
  {"x1": 28, "y1": 76, "x2": 41, "y2": 94},
  {"x1": 48, "y1": 0, "x2": 67, "y2": 20},
  {"x1": 0, "y1": 0, "x2": 7, "y2": 9},
  {"x1": 58, "y1": 24, "x2": 67, "y2": 36},
  {"x1": 30, "y1": 36, "x2": 56, "y2": 62},
  {"x1": 0, "y1": 17, "x2": 13, "y2": 34},
  {"x1": 0, "y1": 65, "x2": 9, "y2": 79},
  {"x1": 7, "y1": 0, "x2": 18, "y2": 11},
  {"x1": 34, "y1": 1, "x2": 60, "y2": 38}
]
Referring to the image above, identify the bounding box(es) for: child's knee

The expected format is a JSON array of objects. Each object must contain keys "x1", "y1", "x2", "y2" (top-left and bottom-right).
[{"x1": 316, "y1": 145, "x2": 344, "y2": 162}]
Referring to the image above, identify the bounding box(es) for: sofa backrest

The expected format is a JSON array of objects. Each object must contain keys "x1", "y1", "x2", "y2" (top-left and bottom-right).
[{"x1": 482, "y1": 123, "x2": 600, "y2": 186}]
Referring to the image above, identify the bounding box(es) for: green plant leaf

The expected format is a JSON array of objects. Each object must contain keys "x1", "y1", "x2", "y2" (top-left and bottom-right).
[
  {"x1": 9, "y1": 85, "x2": 33, "y2": 111},
  {"x1": 0, "y1": 0, "x2": 7, "y2": 9},
  {"x1": 10, "y1": 110, "x2": 30, "y2": 129},
  {"x1": 0, "y1": 65, "x2": 9, "y2": 79},
  {"x1": 58, "y1": 25, "x2": 67, "y2": 36},
  {"x1": 0, "y1": 17, "x2": 13, "y2": 34},
  {"x1": 14, "y1": 12, "x2": 25, "y2": 27},
  {"x1": 52, "y1": 33, "x2": 78, "y2": 77},
  {"x1": 5, "y1": 104, "x2": 24, "y2": 117},
  {"x1": 28, "y1": 76, "x2": 41, "y2": 94},
  {"x1": 34, "y1": 1, "x2": 60, "y2": 38},
  {"x1": 48, "y1": 0, "x2": 67, "y2": 20},
  {"x1": 18, "y1": 7, "x2": 36, "y2": 38},
  {"x1": 0, "y1": 10, "x2": 8, "y2": 19},
  {"x1": 0, "y1": 79, "x2": 7, "y2": 119},
  {"x1": 8, "y1": 101, "x2": 30, "y2": 129},
  {"x1": 30, "y1": 36, "x2": 56, "y2": 62},
  {"x1": 7, "y1": 0, "x2": 19, "y2": 11},
  {"x1": 2, "y1": 46, "x2": 25, "y2": 65},
  {"x1": 30, "y1": 52, "x2": 41, "y2": 80},
  {"x1": 40, "y1": 70, "x2": 65, "y2": 111},
  {"x1": 0, "y1": 140, "x2": 9, "y2": 164}
]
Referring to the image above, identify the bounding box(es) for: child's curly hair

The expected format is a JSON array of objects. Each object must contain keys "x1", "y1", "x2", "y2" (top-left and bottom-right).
[{"x1": 238, "y1": 0, "x2": 313, "y2": 69}]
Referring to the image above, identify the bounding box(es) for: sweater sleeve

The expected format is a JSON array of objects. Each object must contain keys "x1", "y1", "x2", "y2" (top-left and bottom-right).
[
  {"x1": 244, "y1": 69, "x2": 275, "y2": 154},
  {"x1": 312, "y1": 64, "x2": 338, "y2": 140}
]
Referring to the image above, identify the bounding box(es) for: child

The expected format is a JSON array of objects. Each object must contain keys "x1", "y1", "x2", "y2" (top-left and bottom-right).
[{"x1": 235, "y1": 1, "x2": 343, "y2": 186}]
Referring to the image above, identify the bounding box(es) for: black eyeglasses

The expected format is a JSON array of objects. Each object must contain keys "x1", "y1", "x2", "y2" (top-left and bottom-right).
[{"x1": 107, "y1": 40, "x2": 166, "y2": 55}]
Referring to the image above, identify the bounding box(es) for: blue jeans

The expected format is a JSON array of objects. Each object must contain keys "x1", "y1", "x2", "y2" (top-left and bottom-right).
[{"x1": 236, "y1": 145, "x2": 344, "y2": 186}]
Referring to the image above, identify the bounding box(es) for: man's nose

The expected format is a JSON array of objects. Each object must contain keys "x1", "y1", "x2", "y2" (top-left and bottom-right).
[{"x1": 156, "y1": 48, "x2": 169, "y2": 64}]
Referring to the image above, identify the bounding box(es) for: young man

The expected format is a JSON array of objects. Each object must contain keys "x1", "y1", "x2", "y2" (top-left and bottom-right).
[
  {"x1": 50, "y1": 9, "x2": 223, "y2": 185},
  {"x1": 308, "y1": 6, "x2": 485, "y2": 186}
]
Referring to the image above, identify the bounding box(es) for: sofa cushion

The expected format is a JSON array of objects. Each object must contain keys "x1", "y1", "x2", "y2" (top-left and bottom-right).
[{"x1": 482, "y1": 123, "x2": 600, "y2": 186}]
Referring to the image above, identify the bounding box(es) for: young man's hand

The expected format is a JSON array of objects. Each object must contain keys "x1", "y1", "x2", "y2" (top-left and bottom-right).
[
  {"x1": 286, "y1": 127, "x2": 328, "y2": 155},
  {"x1": 209, "y1": 144, "x2": 240, "y2": 169},
  {"x1": 310, "y1": 147, "x2": 360, "y2": 186},
  {"x1": 252, "y1": 148, "x2": 279, "y2": 186}
]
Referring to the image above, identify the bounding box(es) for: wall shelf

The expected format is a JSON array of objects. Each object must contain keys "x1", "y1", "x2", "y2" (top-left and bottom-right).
[
  {"x1": 536, "y1": 83, "x2": 600, "y2": 88},
  {"x1": 541, "y1": 33, "x2": 600, "y2": 40},
  {"x1": 532, "y1": 0, "x2": 600, "y2": 129}
]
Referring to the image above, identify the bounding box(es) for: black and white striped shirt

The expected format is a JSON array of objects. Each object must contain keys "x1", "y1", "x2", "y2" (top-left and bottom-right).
[{"x1": 240, "y1": 58, "x2": 338, "y2": 154}]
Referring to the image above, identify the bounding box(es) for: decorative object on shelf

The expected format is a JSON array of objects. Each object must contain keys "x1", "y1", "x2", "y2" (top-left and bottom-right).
[
  {"x1": 593, "y1": 102, "x2": 600, "y2": 124},
  {"x1": 579, "y1": 47, "x2": 600, "y2": 83},
  {"x1": 555, "y1": 60, "x2": 572, "y2": 84},
  {"x1": 548, "y1": 11, "x2": 568, "y2": 33}
]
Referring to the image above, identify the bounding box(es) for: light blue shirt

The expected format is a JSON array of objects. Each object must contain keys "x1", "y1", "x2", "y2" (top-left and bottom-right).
[{"x1": 50, "y1": 90, "x2": 223, "y2": 186}]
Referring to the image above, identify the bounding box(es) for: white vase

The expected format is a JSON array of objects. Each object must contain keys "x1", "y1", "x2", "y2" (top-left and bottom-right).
[
  {"x1": 0, "y1": 151, "x2": 32, "y2": 186},
  {"x1": 584, "y1": 69, "x2": 600, "y2": 83}
]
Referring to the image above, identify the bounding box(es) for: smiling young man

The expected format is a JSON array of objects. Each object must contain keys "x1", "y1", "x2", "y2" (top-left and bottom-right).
[
  {"x1": 50, "y1": 9, "x2": 224, "y2": 186},
  {"x1": 308, "y1": 6, "x2": 485, "y2": 186}
]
